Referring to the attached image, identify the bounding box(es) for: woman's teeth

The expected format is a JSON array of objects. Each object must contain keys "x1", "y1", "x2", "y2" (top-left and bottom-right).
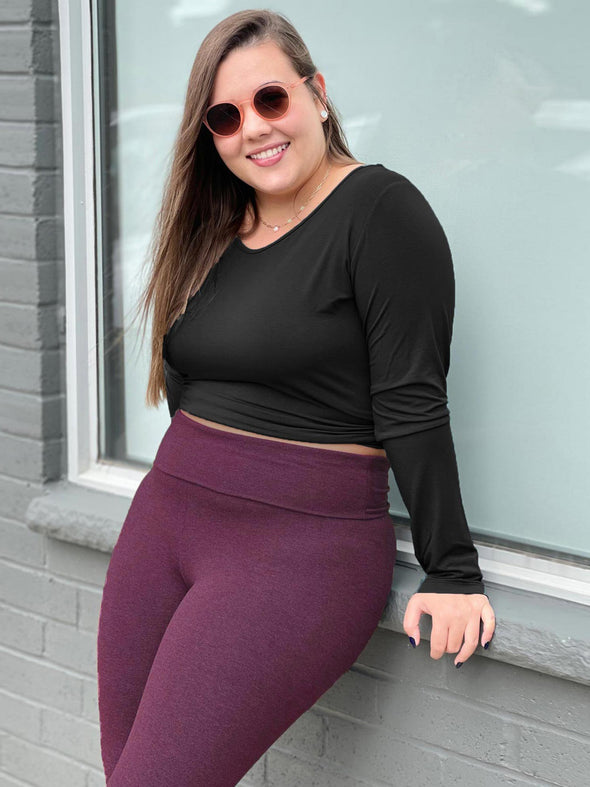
[{"x1": 249, "y1": 143, "x2": 289, "y2": 160}]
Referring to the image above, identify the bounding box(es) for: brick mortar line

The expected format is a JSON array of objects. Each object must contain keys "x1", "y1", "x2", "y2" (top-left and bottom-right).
[
  {"x1": 0, "y1": 299, "x2": 61, "y2": 306},
  {"x1": 0, "y1": 431, "x2": 62, "y2": 443},
  {"x1": 0, "y1": 71, "x2": 58, "y2": 77},
  {"x1": 0, "y1": 556, "x2": 106, "y2": 591},
  {"x1": 424, "y1": 684, "x2": 590, "y2": 735},
  {"x1": 0, "y1": 165, "x2": 59, "y2": 172},
  {"x1": 275, "y1": 726, "x2": 561, "y2": 787},
  {"x1": 0, "y1": 728, "x2": 98, "y2": 769},
  {"x1": 438, "y1": 753, "x2": 561, "y2": 787},
  {"x1": 314, "y1": 700, "x2": 590, "y2": 758},
  {"x1": 0, "y1": 22, "x2": 55, "y2": 30},
  {"x1": 0, "y1": 211, "x2": 62, "y2": 218},
  {"x1": 0, "y1": 25, "x2": 34, "y2": 32},
  {"x1": 0, "y1": 73, "x2": 59, "y2": 78},
  {"x1": 272, "y1": 738, "x2": 562, "y2": 787},
  {"x1": 0, "y1": 258, "x2": 63, "y2": 266},
  {"x1": 0, "y1": 684, "x2": 88, "y2": 715},
  {"x1": 0, "y1": 767, "x2": 33, "y2": 787},
  {"x1": 0, "y1": 470, "x2": 45, "y2": 483},
  {"x1": 314, "y1": 702, "x2": 450, "y2": 747},
  {"x1": 0, "y1": 600, "x2": 50, "y2": 624},
  {"x1": 0, "y1": 512, "x2": 43, "y2": 526},
  {"x1": 269, "y1": 746, "x2": 385, "y2": 786},
  {"x1": 337, "y1": 665, "x2": 590, "y2": 740},
  {"x1": 0, "y1": 642, "x2": 98, "y2": 682},
  {"x1": 0, "y1": 120, "x2": 59, "y2": 126},
  {"x1": 0, "y1": 351, "x2": 62, "y2": 360},
  {"x1": 272, "y1": 739, "x2": 560, "y2": 787},
  {"x1": 0, "y1": 393, "x2": 62, "y2": 403},
  {"x1": 0, "y1": 391, "x2": 61, "y2": 400}
]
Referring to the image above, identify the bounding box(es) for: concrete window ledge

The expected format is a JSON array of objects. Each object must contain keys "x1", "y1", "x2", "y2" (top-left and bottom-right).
[
  {"x1": 26, "y1": 479, "x2": 131, "y2": 554},
  {"x1": 26, "y1": 480, "x2": 590, "y2": 687}
]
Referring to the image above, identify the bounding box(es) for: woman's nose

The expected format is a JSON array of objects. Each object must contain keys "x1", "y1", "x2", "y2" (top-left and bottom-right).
[{"x1": 241, "y1": 103, "x2": 273, "y2": 138}]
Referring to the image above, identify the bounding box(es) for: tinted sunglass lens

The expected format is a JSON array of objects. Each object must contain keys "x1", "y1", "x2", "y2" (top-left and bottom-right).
[
  {"x1": 207, "y1": 103, "x2": 241, "y2": 136},
  {"x1": 254, "y1": 85, "x2": 289, "y2": 119}
]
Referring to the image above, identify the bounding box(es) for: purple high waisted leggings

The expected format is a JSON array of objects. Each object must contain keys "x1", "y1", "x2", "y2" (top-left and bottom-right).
[{"x1": 97, "y1": 409, "x2": 396, "y2": 786}]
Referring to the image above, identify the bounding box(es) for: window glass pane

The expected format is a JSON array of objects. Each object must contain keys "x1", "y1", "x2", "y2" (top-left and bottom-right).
[{"x1": 95, "y1": 1, "x2": 590, "y2": 562}]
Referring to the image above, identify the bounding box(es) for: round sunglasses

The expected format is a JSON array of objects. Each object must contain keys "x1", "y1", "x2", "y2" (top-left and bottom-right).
[{"x1": 203, "y1": 76, "x2": 310, "y2": 137}]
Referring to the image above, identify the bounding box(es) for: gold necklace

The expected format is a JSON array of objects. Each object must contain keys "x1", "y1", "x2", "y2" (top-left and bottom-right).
[{"x1": 258, "y1": 164, "x2": 333, "y2": 232}]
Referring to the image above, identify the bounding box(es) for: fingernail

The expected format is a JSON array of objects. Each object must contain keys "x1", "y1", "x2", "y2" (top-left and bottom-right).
[
  {"x1": 408, "y1": 636, "x2": 416, "y2": 648},
  {"x1": 483, "y1": 641, "x2": 490, "y2": 649},
  {"x1": 455, "y1": 662, "x2": 463, "y2": 668}
]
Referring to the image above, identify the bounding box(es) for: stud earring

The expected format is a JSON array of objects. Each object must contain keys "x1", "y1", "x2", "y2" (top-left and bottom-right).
[{"x1": 320, "y1": 109, "x2": 328, "y2": 119}]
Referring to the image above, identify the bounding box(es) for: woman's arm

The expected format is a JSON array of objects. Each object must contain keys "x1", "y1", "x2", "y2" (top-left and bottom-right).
[
  {"x1": 349, "y1": 174, "x2": 484, "y2": 596},
  {"x1": 382, "y1": 424, "x2": 484, "y2": 593}
]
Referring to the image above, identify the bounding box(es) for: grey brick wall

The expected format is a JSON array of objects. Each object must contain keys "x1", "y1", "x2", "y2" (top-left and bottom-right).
[
  {"x1": 1, "y1": 2, "x2": 589, "y2": 786},
  {"x1": 0, "y1": 0, "x2": 83, "y2": 784}
]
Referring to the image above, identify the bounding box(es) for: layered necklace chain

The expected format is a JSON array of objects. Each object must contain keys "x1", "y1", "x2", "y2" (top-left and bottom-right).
[{"x1": 258, "y1": 164, "x2": 333, "y2": 232}]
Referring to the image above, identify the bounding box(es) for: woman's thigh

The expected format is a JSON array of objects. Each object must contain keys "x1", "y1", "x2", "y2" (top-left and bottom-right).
[
  {"x1": 103, "y1": 483, "x2": 395, "y2": 787},
  {"x1": 97, "y1": 467, "x2": 190, "y2": 780}
]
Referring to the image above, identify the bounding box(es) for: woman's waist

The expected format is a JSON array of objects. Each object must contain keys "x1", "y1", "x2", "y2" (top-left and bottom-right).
[
  {"x1": 179, "y1": 409, "x2": 386, "y2": 457},
  {"x1": 176, "y1": 383, "x2": 384, "y2": 452}
]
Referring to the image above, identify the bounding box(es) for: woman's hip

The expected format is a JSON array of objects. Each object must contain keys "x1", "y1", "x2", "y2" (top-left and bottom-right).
[{"x1": 153, "y1": 409, "x2": 392, "y2": 521}]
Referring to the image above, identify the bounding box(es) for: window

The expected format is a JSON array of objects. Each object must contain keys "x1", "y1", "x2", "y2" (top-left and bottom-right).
[{"x1": 61, "y1": 0, "x2": 589, "y2": 600}]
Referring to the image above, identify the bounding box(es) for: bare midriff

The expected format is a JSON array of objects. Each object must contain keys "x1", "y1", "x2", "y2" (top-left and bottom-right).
[{"x1": 179, "y1": 410, "x2": 387, "y2": 457}]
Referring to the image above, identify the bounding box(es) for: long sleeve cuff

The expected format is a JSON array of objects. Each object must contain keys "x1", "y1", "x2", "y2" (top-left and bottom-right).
[{"x1": 382, "y1": 422, "x2": 486, "y2": 595}]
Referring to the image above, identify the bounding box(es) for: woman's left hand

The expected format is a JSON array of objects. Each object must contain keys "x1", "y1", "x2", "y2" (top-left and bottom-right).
[{"x1": 403, "y1": 592, "x2": 495, "y2": 666}]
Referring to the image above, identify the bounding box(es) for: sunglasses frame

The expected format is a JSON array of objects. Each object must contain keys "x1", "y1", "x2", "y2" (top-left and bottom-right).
[{"x1": 203, "y1": 75, "x2": 311, "y2": 137}]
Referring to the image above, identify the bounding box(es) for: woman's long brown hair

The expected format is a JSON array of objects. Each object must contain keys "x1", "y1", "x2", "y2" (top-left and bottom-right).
[{"x1": 129, "y1": 8, "x2": 356, "y2": 409}]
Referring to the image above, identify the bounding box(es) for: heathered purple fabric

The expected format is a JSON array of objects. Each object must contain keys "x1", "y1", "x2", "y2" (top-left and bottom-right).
[{"x1": 97, "y1": 410, "x2": 397, "y2": 786}]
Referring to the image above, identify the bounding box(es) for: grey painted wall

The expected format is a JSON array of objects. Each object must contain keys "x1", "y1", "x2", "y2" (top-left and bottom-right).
[{"x1": 1, "y1": 2, "x2": 589, "y2": 786}]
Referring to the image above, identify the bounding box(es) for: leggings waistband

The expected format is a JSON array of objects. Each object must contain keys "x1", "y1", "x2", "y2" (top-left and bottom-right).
[{"x1": 152, "y1": 410, "x2": 391, "y2": 519}]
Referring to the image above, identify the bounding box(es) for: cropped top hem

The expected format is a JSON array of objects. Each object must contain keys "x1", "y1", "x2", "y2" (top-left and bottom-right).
[{"x1": 177, "y1": 405, "x2": 384, "y2": 448}]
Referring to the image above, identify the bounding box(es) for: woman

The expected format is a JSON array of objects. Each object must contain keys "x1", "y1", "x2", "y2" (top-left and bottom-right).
[{"x1": 97, "y1": 9, "x2": 496, "y2": 786}]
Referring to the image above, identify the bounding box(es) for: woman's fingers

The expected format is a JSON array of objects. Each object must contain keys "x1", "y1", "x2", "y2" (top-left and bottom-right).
[
  {"x1": 428, "y1": 614, "x2": 449, "y2": 660},
  {"x1": 453, "y1": 613, "x2": 481, "y2": 666},
  {"x1": 480, "y1": 598, "x2": 496, "y2": 649},
  {"x1": 402, "y1": 592, "x2": 423, "y2": 647},
  {"x1": 404, "y1": 592, "x2": 496, "y2": 665}
]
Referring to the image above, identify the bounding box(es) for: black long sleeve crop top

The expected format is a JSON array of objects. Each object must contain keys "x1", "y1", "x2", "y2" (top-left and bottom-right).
[{"x1": 162, "y1": 163, "x2": 485, "y2": 596}]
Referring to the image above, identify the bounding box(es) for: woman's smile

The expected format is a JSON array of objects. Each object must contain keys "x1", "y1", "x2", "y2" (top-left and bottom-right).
[{"x1": 247, "y1": 141, "x2": 290, "y2": 166}]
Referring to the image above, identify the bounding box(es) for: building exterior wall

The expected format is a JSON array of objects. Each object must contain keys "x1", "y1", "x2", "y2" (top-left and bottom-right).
[{"x1": 0, "y1": 2, "x2": 589, "y2": 786}]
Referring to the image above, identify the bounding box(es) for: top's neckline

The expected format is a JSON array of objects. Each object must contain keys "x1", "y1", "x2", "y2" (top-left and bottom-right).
[{"x1": 234, "y1": 163, "x2": 379, "y2": 255}]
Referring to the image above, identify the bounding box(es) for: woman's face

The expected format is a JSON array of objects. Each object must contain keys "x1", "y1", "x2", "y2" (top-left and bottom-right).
[{"x1": 207, "y1": 40, "x2": 328, "y2": 203}]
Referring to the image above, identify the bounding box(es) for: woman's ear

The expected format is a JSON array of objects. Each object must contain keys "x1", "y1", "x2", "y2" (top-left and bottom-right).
[{"x1": 311, "y1": 72, "x2": 327, "y2": 106}]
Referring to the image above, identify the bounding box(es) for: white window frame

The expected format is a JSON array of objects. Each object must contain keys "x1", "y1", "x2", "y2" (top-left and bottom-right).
[
  {"x1": 59, "y1": 0, "x2": 145, "y2": 498},
  {"x1": 58, "y1": 0, "x2": 590, "y2": 607}
]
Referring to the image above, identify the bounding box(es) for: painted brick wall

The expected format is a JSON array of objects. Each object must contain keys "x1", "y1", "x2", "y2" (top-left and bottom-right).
[
  {"x1": 0, "y1": 0, "x2": 85, "y2": 784},
  {"x1": 1, "y1": 2, "x2": 589, "y2": 787}
]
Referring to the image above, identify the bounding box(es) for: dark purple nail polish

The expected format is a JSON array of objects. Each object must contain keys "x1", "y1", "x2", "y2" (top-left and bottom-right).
[
  {"x1": 483, "y1": 641, "x2": 490, "y2": 649},
  {"x1": 408, "y1": 636, "x2": 416, "y2": 648},
  {"x1": 455, "y1": 662, "x2": 463, "y2": 668}
]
